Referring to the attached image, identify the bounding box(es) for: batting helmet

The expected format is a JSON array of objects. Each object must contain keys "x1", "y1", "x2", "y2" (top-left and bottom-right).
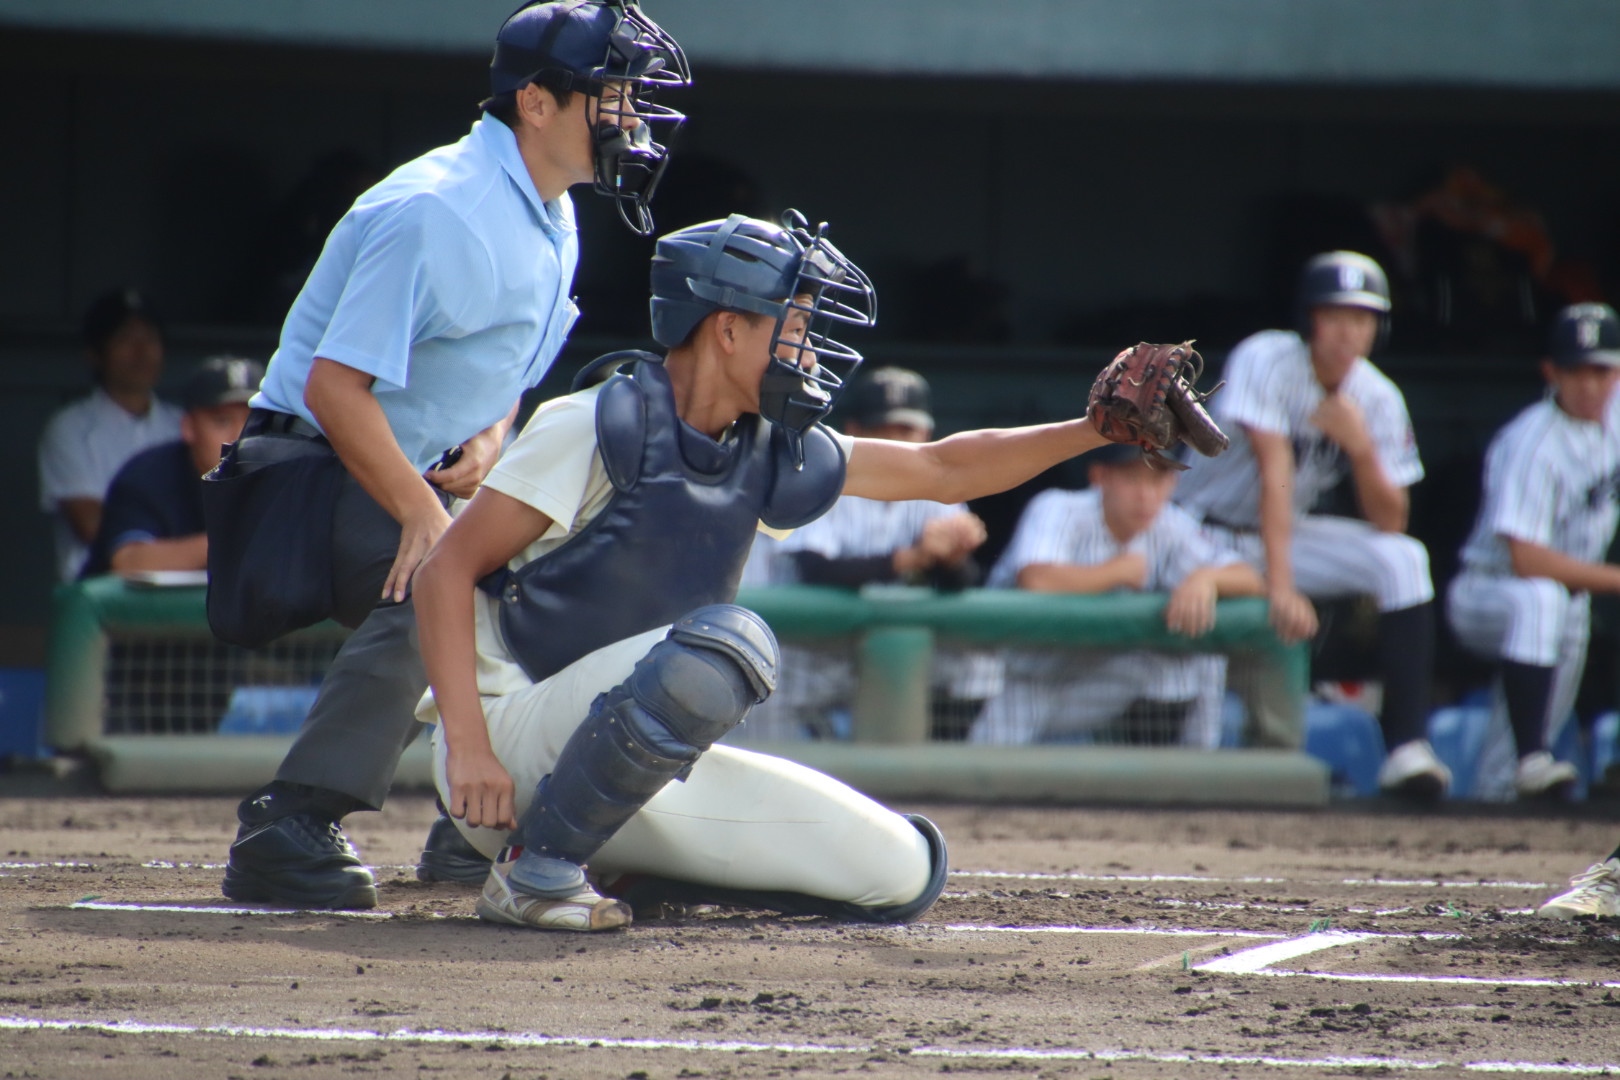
[
  {"x1": 1296, "y1": 251, "x2": 1392, "y2": 348},
  {"x1": 488, "y1": 1, "x2": 690, "y2": 235},
  {"x1": 649, "y1": 210, "x2": 877, "y2": 443}
]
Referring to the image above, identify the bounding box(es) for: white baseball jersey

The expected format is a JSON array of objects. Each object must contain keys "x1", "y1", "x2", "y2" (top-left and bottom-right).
[
  {"x1": 1447, "y1": 391, "x2": 1620, "y2": 744},
  {"x1": 974, "y1": 488, "x2": 1243, "y2": 747},
  {"x1": 779, "y1": 495, "x2": 968, "y2": 561},
  {"x1": 418, "y1": 398, "x2": 930, "y2": 909},
  {"x1": 1175, "y1": 330, "x2": 1424, "y2": 529},
  {"x1": 1457, "y1": 394, "x2": 1620, "y2": 577},
  {"x1": 989, "y1": 488, "x2": 1242, "y2": 590}
]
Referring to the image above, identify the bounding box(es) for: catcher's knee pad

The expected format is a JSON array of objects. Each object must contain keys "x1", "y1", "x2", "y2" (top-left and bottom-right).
[
  {"x1": 517, "y1": 605, "x2": 779, "y2": 870},
  {"x1": 607, "y1": 814, "x2": 950, "y2": 925}
]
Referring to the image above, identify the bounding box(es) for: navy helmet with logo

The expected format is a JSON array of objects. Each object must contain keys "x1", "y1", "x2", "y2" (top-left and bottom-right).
[
  {"x1": 649, "y1": 211, "x2": 877, "y2": 448},
  {"x1": 487, "y1": 1, "x2": 690, "y2": 235},
  {"x1": 1296, "y1": 250, "x2": 1392, "y2": 349}
]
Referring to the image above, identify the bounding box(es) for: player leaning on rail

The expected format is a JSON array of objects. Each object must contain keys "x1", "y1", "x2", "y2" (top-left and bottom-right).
[{"x1": 410, "y1": 210, "x2": 1231, "y2": 931}]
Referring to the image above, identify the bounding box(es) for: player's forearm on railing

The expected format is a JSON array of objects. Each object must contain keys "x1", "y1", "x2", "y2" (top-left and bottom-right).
[
  {"x1": 1016, "y1": 561, "x2": 1135, "y2": 594},
  {"x1": 1207, "y1": 561, "x2": 1267, "y2": 597},
  {"x1": 109, "y1": 533, "x2": 209, "y2": 574}
]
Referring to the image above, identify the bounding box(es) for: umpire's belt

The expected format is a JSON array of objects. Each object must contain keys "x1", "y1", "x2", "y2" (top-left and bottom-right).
[{"x1": 242, "y1": 408, "x2": 327, "y2": 442}]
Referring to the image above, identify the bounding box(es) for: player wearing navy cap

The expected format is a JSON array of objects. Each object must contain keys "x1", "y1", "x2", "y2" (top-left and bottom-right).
[
  {"x1": 1450, "y1": 304, "x2": 1620, "y2": 805},
  {"x1": 210, "y1": 1, "x2": 690, "y2": 911}
]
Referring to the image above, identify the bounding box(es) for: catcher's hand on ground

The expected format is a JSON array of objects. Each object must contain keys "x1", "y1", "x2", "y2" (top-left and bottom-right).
[{"x1": 1087, "y1": 340, "x2": 1230, "y2": 469}]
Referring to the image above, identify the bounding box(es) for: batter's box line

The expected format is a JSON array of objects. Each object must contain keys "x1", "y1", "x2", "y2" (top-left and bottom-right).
[
  {"x1": 0, "y1": 1014, "x2": 1616, "y2": 1075},
  {"x1": 953, "y1": 869, "x2": 1556, "y2": 889}
]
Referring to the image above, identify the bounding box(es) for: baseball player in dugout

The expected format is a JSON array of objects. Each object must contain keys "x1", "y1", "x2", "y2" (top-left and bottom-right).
[
  {"x1": 1449, "y1": 304, "x2": 1620, "y2": 807},
  {"x1": 206, "y1": 1, "x2": 691, "y2": 910},
  {"x1": 972, "y1": 443, "x2": 1265, "y2": 748},
  {"x1": 409, "y1": 210, "x2": 1229, "y2": 931},
  {"x1": 1174, "y1": 252, "x2": 1448, "y2": 799}
]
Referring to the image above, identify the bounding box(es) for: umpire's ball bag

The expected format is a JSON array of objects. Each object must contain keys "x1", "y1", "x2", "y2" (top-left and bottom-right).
[{"x1": 202, "y1": 433, "x2": 343, "y2": 649}]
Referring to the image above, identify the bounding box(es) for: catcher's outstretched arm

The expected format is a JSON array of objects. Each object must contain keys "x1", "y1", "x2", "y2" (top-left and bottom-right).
[{"x1": 842, "y1": 419, "x2": 1106, "y2": 505}]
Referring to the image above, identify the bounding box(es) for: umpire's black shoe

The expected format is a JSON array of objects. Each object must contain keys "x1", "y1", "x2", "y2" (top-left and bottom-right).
[
  {"x1": 416, "y1": 813, "x2": 493, "y2": 885},
  {"x1": 222, "y1": 814, "x2": 378, "y2": 910}
]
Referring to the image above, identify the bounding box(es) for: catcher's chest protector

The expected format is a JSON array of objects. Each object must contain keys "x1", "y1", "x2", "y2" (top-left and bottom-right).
[{"x1": 480, "y1": 353, "x2": 845, "y2": 684}]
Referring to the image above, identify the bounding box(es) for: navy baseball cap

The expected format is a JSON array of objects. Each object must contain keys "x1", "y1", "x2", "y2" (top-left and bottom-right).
[
  {"x1": 82, "y1": 288, "x2": 162, "y2": 352},
  {"x1": 1549, "y1": 303, "x2": 1620, "y2": 369},
  {"x1": 489, "y1": 1, "x2": 665, "y2": 98},
  {"x1": 846, "y1": 367, "x2": 933, "y2": 431},
  {"x1": 181, "y1": 356, "x2": 265, "y2": 411},
  {"x1": 1086, "y1": 443, "x2": 1148, "y2": 468}
]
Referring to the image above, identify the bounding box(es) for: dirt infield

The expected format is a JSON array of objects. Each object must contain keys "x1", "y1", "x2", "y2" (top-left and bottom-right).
[{"x1": 3, "y1": 792, "x2": 1619, "y2": 1079}]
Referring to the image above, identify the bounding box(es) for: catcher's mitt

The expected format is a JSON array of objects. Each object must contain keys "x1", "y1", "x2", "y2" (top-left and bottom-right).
[{"x1": 1086, "y1": 340, "x2": 1229, "y2": 470}]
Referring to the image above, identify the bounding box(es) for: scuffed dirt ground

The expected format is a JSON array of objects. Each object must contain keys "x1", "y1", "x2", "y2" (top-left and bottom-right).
[{"x1": 2, "y1": 793, "x2": 1618, "y2": 1079}]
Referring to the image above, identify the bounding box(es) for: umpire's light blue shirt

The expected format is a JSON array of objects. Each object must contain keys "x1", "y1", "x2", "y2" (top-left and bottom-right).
[{"x1": 253, "y1": 115, "x2": 580, "y2": 473}]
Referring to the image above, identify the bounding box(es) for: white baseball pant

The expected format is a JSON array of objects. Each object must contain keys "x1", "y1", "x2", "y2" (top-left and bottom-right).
[
  {"x1": 1447, "y1": 571, "x2": 1590, "y2": 747},
  {"x1": 427, "y1": 626, "x2": 931, "y2": 909}
]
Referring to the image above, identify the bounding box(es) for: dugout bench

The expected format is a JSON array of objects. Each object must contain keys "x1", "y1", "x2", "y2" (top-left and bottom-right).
[{"x1": 45, "y1": 577, "x2": 1325, "y2": 805}]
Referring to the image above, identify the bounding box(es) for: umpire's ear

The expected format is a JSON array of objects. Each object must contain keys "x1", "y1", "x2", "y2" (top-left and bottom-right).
[{"x1": 515, "y1": 81, "x2": 567, "y2": 133}]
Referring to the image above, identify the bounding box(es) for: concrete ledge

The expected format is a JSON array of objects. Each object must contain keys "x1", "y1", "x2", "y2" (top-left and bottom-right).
[
  {"x1": 86, "y1": 736, "x2": 1327, "y2": 807},
  {"x1": 89, "y1": 736, "x2": 438, "y2": 794},
  {"x1": 737, "y1": 743, "x2": 1330, "y2": 807}
]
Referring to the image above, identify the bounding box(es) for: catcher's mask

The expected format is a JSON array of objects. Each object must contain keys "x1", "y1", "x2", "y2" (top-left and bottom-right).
[
  {"x1": 650, "y1": 211, "x2": 877, "y2": 462},
  {"x1": 1295, "y1": 250, "x2": 1392, "y2": 351},
  {"x1": 488, "y1": 0, "x2": 690, "y2": 235}
]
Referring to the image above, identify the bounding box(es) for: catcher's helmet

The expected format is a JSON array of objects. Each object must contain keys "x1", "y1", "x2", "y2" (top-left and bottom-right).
[
  {"x1": 1296, "y1": 250, "x2": 1392, "y2": 348},
  {"x1": 650, "y1": 211, "x2": 877, "y2": 448},
  {"x1": 488, "y1": 1, "x2": 690, "y2": 235}
]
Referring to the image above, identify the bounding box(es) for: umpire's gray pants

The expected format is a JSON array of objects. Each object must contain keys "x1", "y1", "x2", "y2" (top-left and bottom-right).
[{"x1": 274, "y1": 470, "x2": 435, "y2": 810}]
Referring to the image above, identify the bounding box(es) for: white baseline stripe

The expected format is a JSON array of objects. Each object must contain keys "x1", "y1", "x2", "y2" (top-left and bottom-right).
[
  {"x1": 1, "y1": 1015, "x2": 1616, "y2": 1075},
  {"x1": 1197, "y1": 931, "x2": 1375, "y2": 973},
  {"x1": 70, "y1": 901, "x2": 395, "y2": 919},
  {"x1": 1244, "y1": 969, "x2": 1620, "y2": 991},
  {"x1": 943, "y1": 923, "x2": 1284, "y2": 939},
  {"x1": 954, "y1": 870, "x2": 1553, "y2": 890}
]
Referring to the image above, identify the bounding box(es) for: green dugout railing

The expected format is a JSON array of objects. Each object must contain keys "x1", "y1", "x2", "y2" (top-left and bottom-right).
[{"x1": 44, "y1": 578, "x2": 1324, "y2": 804}]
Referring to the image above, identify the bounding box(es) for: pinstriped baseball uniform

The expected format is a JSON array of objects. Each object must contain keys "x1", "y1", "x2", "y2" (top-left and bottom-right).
[
  {"x1": 969, "y1": 488, "x2": 1242, "y2": 748},
  {"x1": 1447, "y1": 392, "x2": 1620, "y2": 741},
  {"x1": 1174, "y1": 329, "x2": 1434, "y2": 611},
  {"x1": 729, "y1": 495, "x2": 1004, "y2": 743}
]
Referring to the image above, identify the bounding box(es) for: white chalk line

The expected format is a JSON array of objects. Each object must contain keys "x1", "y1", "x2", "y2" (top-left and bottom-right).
[
  {"x1": 1197, "y1": 930, "x2": 1377, "y2": 973},
  {"x1": 1244, "y1": 968, "x2": 1620, "y2": 990},
  {"x1": 68, "y1": 901, "x2": 395, "y2": 919},
  {"x1": 0, "y1": 1014, "x2": 1614, "y2": 1075},
  {"x1": 4, "y1": 862, "x2": 1562, "y2": 893},
  {"x1": 957, "y1": 869, "x2": 1555, "y2": 890}
]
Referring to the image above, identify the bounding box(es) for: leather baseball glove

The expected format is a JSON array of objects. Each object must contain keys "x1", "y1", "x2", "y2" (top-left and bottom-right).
[{"x1": 1086, "y1": 340, "x2": 1229, "y2": 469}]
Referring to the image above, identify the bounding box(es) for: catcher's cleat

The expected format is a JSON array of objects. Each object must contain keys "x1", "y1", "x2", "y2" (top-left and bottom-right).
[
  {"x1": 222, "y1": 814, "x2": 377, "y2": 910},
  {"x1": 1377, "y1": 738, "x2": 1451, "y2": 802},
  {"x1": 1537, "y1": 858, "x2": 1620, "y2": 920},
  {"x1": 1514, "y1": 750, "x2": 1579, "y2": 802},
  {"x1": 416, "y1": 813, "x2": 494, "y2": 885},
  {"x1": 475, "y1": 855, "x2": 632, "y2": 932}
]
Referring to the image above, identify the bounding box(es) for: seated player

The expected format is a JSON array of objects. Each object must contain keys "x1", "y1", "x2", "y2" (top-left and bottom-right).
[
  {"x1": 80, "y1": 356, "x2": 263, "y2": 578},
  {"x1": 1449, "y1": 303, "x2": 1620, "y2": 804},
  {"x1": 1174, "y1": 252, "x2": 1445, "y2": 795},
  {"x1": 970, "y1": 443, "x2": 1264, "y2": 747},
  {"x1": 745, "y1": 366, "x2": 1000, "y2": 742},
  {"x1": 411, "y1": 210, "x2": 1224, "y2": 931}
]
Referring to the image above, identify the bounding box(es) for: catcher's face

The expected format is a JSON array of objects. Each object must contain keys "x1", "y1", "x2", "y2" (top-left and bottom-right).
[
  {"x1": 1543, "y1": 360, "x2": 1620, "y2": 423},
  {"x1": 1308, "y1": 305, "x2": 1379, "y2": 387},
  {"x1": 1092, "y1": 459, "x2": 1178, "y2": 540}
]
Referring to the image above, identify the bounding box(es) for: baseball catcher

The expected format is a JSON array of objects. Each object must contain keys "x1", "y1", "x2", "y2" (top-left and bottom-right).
[{"x1": 1087, "y1": 341, "x2": 1229, "y2": 468}]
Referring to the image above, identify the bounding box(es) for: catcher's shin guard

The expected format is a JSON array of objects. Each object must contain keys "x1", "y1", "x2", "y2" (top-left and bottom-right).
[
  {"x1": 509, "y1": 605, "x2": 777, "y2": 898},
  {"x1": 607, "y1": 814, "x2": 950, "y2": 924}
]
